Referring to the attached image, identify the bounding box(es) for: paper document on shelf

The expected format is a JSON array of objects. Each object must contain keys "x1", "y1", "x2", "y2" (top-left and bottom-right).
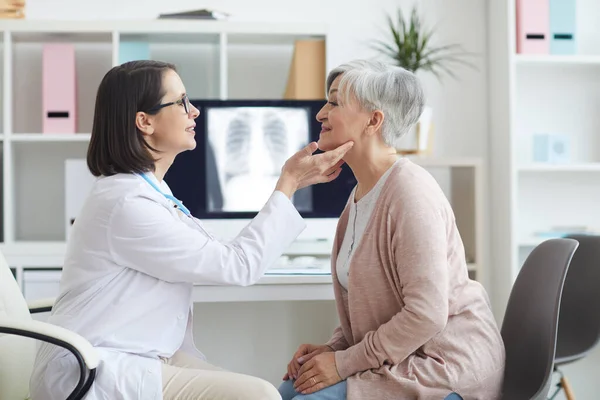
[{"x1": 158, "y1": 9, "x2": 230, "y2": 20}]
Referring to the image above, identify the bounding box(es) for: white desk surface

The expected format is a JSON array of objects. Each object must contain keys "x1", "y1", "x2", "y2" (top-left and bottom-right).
[{"x1": 193, "y1": 273, "x2": 335, "y2": 302}]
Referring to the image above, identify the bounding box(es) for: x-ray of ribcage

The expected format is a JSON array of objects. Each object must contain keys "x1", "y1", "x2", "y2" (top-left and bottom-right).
[
  {"x1": 224, "y1": 112, "x2": 252, "y2": 182},
  {"x1": 263, "y1": 110, "x2": 288, "y2": 176},
  {"x1": 206, "y1": 107, "x2": 310, "y2": 212}
]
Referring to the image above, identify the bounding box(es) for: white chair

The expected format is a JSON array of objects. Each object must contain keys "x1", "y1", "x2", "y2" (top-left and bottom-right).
[{"x1": 0, "y1": 250, "x2": 99, "y2": 400}]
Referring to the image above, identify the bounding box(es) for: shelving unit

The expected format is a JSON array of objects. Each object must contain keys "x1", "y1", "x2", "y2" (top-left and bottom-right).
[
  {"x1": 488, "y1": 0, "x2": 600, "y2": 315},
  {"x1": 0, "y1": 20, "x2": 487, "y2": 302},
  {"x1": 0, "y1": 19, "x2": 326, "y2": 240},
  {"x1": 515, "y1": 54, "x2": 600, "y2": 65},
  {"x1": 0, "y1": 19, "x2": 328, "y2": 298},
  {"x1": 10, "y1": 133, "x2": 92, "y2": 142},
  {"x1": 519, "y1": 163, "x2": 600, "y2": 172},
  {"x1": 406, "y1": 156, "x2": 485, "y2": 282}
]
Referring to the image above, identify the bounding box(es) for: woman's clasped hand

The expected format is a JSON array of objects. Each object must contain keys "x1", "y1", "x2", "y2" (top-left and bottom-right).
[{"x1": 283, "y1": 343, "x2": 342, "y2": 395}]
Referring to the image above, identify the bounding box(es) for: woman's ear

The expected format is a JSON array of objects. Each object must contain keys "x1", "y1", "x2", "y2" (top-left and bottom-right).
[
  {"x1": 135, "y1": 111, "x2": 154, "y2": 137},
  {"x1": 365, "y1": 110, "x2": 385, "y2": 136}
]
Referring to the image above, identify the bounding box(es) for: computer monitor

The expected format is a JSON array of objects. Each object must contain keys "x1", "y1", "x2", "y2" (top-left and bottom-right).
[{"x1": 164, "y1": 99, "x2": 357, "y2": 244}]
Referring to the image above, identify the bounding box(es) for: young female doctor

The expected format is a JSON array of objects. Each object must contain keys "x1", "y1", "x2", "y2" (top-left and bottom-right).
[{"x1": 29, "y1": 60, "x2": 353, "y2": 400}]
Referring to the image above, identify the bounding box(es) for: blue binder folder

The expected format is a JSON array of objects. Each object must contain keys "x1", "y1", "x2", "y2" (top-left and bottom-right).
[
  {"x1": 119, "y1": 41, "x2": 150, "y2": 64},
  {"x1": 550, "y1": 0, "x2": 576, "y2": 54}
]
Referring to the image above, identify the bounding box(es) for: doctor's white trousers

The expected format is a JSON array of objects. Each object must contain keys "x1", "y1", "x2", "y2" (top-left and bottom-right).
[{"x1": 161, "y1": 351, "x2": 282, "y2": 400}]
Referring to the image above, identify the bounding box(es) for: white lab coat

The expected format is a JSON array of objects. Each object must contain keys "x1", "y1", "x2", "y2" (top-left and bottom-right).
[{"x1": 29, "y1": 172, "x2": 306, "y2": 400}]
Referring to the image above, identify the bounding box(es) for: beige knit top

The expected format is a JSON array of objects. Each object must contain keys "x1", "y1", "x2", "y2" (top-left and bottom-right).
[{"x1": 325, "y1": 158, "x2": 506, "y2": 400}]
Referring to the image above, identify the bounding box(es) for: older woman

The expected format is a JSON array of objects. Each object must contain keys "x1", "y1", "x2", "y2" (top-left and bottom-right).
[{"x1": 278, "y1": 59, "x2": 505, "y2": 400}]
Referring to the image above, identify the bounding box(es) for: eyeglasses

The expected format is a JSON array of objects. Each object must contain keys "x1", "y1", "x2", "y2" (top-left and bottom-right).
[{"x1": 147, "y1": 94, "x2": 192, "y2": 115}]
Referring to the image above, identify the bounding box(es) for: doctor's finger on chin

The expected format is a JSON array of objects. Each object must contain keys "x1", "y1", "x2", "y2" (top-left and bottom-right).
[
  {"x1": 324, "y1": 140, "x2": 354, "y2": 162},
  {"x1": 322, "y1": 166, "x2": 343, "y2": 183},
  {"x1": 307, "y1": 142, "x2": 352, "y2": 181},
  {"x1": 323, "y1": 159, "x2": 345, "y2": 176}
]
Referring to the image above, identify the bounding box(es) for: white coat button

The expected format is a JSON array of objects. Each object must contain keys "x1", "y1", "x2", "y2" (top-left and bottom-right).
[
  {"x1": 147, "y1": 368, "x2": 153, "y2": 374},
  {"x1": 178, "y1": 313, "x2": 185, "y2": 320}
]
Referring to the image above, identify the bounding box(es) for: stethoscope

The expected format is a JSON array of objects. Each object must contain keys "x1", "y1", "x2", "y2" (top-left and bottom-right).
[{"x1": 138, "y1": 173, "x2": 215, "y2": 240}]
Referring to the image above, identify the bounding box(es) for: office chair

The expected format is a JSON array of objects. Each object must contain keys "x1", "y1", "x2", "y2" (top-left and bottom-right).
[
  {"x1": 500, "y1": 238, "x2": 578, "y2": 400},
  {"x1": 548, "y1": 234, "x2": 600, "y2": 400},
  {"x1": 0, "y1": 251, "x2": 98, "y2": 400}
]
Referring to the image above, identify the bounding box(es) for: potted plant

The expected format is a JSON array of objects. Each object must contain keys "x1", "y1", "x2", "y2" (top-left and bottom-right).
[{"x1": 372, "y1": 5, "x2": 477, "y2": 154}]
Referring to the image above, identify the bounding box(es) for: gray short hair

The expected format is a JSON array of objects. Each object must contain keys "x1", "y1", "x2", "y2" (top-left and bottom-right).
[{"x1": 326, "y1": 59, "x2": 425, "y2": 148}]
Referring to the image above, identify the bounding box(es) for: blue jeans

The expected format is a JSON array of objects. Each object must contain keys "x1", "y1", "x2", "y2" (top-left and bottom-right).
[
  {"x1": 278, "y1": 380, "x2": 463, "y2": 400},
  {"x1": 278, "y1": 379, "x2": 347, "y2": 400}
]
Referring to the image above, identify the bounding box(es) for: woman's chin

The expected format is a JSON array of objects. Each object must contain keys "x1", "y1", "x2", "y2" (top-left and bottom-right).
[
  {"x1": 317, "y1": 139, "x2": 336, "y2": 152},
  {"x1": 186, "y1": 139, "x2": 197, "y2": 151}
]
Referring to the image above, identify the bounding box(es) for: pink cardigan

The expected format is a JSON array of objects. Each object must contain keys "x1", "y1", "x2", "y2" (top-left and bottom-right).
[{"x1": 326, "y1": 159, "x2": 505, "y2": 400}]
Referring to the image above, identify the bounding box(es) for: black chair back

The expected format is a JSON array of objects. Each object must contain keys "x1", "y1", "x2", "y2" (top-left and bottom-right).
[
  {"x1": 500, "y1": 238, "x2": 578, "y2": 400},
  {"x1": 555, "y1": 234, "x2": 600, "y2": 364}
]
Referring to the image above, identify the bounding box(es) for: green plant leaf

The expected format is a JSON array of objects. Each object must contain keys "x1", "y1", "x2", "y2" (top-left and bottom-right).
[
  {"x1": 372, "y1": 39, "x2": 399, "y2": 56},
  {"x1": 420, "y1": 43, "x2": 465, "y2": 59},
  {"x1": 371, "y1": 4, "x2": 480, "y2": 81}
]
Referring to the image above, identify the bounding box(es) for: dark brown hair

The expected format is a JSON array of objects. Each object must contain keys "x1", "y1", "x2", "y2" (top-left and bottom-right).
[{"x1": 87, "y1": 60, "x2": 176, "y2": 177}]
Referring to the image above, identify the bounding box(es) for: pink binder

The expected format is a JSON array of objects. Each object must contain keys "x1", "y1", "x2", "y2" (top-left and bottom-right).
[
  {"x1": 516, "y1": 0, "x2": 550, "y2": 54},
  {"x1": 42, "y1": 44, "x2": 76, "y2": 134}
]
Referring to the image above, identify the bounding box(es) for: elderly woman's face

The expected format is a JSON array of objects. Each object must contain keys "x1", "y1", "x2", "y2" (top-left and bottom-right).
[{"x1": 316, "y1": 75, "x2": 371, "y2": 152}]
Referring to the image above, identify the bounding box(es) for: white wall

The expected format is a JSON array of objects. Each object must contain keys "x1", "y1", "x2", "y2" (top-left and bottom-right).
[{"x1": 22, "y1": 0, "x2": 493, "y2": 389}]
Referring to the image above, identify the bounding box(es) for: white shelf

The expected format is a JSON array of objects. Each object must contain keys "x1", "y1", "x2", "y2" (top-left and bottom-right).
[
  {"x1": 2, "y1": 19, "x2": 327, "y2": 42},
  {"x1": 515, "y1": 54, "x2": 600, "y2": 66},
  {"x1": 408, "y1": 156, "x2": 482, "y2": 168},
  {"x1": 0, "y1": 241, "x2": 67, "y2": 254},
  {"x1": 10, "y1": 133, "x2": 91, "y2": 142},
  {"x1": 519, "y1": 163, "x2": 600, "y2": 172}
]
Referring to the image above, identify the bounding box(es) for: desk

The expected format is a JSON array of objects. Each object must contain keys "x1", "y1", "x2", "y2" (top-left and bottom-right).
[
  {"x1": 191, "y1": 277, "x2": 339, "y2": 386},
  {"x1": 192, "y1": 274, "x2": 335, "y2": 302}
]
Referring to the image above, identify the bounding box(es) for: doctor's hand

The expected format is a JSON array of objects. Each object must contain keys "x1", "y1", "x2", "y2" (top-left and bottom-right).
[
  {"x1": 275, "y1": 141, "x2": 354, "y2": 198},
  {"x1": 283, "y1": 343, "x2": 331, "y2": 381},
  {"x1": 293, "y1": 352, "x2": 341, "y2": 395}
]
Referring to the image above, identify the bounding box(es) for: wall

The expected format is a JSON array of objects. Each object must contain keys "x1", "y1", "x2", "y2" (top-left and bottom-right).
[{"x1": 21, "y1": 0, "x2": 493, "y2": 388}]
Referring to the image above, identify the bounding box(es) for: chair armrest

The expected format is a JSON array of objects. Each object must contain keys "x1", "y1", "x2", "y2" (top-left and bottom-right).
[
  {"x1": 0, "y1": 319, "x2": 99, "y2": 369},
  {"x1": 0, "y1": 319, "x2": 99, "y2": 400},
  {"x1": 27, "y1": 297, "x2": 56, "y2": 313}
]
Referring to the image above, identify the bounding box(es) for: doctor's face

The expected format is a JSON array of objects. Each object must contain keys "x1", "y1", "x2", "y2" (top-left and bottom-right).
[
  {"x1": 145, "y1": 69, "x2": 200, "y2": 155},
  {"x1": 315, "y1": 75, "x2": 371, "y2": 153}
]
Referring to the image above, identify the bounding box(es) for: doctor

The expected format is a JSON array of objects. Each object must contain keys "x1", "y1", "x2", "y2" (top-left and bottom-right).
[{"x1": 29, "y1": 60, "x2": 353, "y2": 400}]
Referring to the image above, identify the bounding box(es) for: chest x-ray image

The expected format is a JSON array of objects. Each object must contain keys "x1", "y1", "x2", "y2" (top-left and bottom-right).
[{"x1": 206, "y1": 106, "x2": 311, "y2": 212}]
